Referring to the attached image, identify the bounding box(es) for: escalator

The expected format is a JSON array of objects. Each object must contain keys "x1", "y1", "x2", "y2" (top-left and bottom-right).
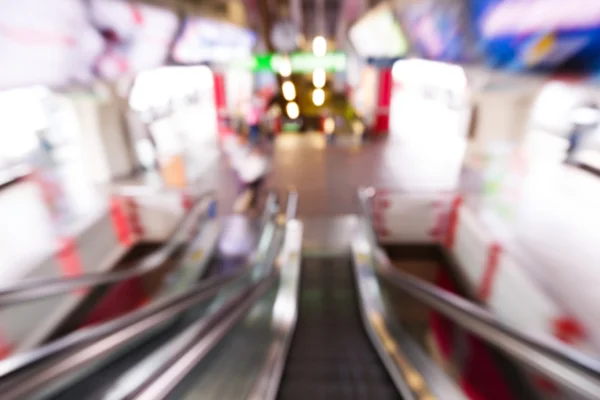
[
  {"x1": 277, "y1": 256, "x2": 400, "y2": 399},
  {"x1": 47, "y1": 252, "x2": 262, "y2": 400},
  {"x1": 165, "y1": 255, "x2": 402, "y2": 400},
  {"x1": 2, "y1": 188, "x2": 600, "y2": 400},
  {"x1": 37, "y1": 211, "x2": 277, "y2": 400}
]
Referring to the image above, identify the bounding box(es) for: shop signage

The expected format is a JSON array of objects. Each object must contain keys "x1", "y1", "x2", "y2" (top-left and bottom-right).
[
  {"x1": 172, "y1": 18, "x2": 256, "y2": 64},
  {"x1": 236, "y1": 52, "x2": 347, "y2": 73}
]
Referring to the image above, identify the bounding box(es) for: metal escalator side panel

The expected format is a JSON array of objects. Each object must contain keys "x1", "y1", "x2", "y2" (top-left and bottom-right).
[
  {"x1": 351, "y1": 238, "x2": 467, "y2": 400},
  {"x1": 372, "y1": 247, "x2": 600, "y2": 399},
  {"x1": 49, "y1": 221, "x2": 287, "y2": 400},
  {"x1": 247, "y1": 218, "x2": 304, "y2": 400},
  {"x1": 0, "y1": 209, "x2": 281, "y2": 381}
]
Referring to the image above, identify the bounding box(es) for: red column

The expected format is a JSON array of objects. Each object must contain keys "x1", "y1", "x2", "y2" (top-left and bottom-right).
[
  {"x1": 373, "y1": 68, "x2": 392, "y2": 134},
  {"x1": 213, "y1": 72, "x2": 227, "y2": 138}
]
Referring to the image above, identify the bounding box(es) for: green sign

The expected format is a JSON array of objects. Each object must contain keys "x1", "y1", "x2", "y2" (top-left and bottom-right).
[{"x1": 235, "y1": 52, "x2": 347, "y2": 73}]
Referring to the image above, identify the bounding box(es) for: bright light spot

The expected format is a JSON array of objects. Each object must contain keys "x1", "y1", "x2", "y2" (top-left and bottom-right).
[
  {"x1": 312, "y1": 88, "x2": 325, "y2": 106},
  {"x1": 130, "y1": 65, "x2": 214, "y2": 112},
  {"x1": 313, "y1": 68, "x2": 326, "y2": 88},
  {"x1": 392, "y1": 59, "x2": 467, "y2": 92},
  {"x1": 286, "y1": 102, "x2": 300, "y2": 119},
  {"x1": 324, "y1": 117, "x2": 335, "y2": 134},
  {"x1": 570, "y1": 106, "x2": 600, "y2": 126},
  {"x1": 279, "y1": 56, "x2": 292, "y2": 77},
  {"x1": 352, "y1": 119, "x2": 365, "y2": 136},
  {"x1": 313, "y1": 36, "x2": 327, "y2": 57},
  {"x1": 282, "y1": 81, "x2": 296, "y2": 101}
]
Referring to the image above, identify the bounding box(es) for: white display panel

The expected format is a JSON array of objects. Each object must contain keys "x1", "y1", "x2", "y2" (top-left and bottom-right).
[
  {"x1": 348, "y1": 4, "x2": 408, "y2": 58},
  {"x1": 90, "y1": 0, "x2": 178, "y2": 79},
  {"x1": 225, "y1": 69, "x2": 254, "y2": 117},
  {"x1": 0, "y1": 0, "x2": 103, "y2": 90},
  {"x1": 173, "y1": 18, "x2": 257, "y2": 64},
  {"x1": 129, "y1": 66, "x2": 218, "y2": 170},
  {"x1": 389, "y1": 59, "x2": 471, "y2": 192}
]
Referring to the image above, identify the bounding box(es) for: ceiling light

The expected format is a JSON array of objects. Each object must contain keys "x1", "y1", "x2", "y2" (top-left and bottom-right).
[
  {"x1": 312, "y1": 88, "x2": 325, "y2": 106},
  {"x1": 286, "y1": 101, "x2": 299, "y2": 119},
  {"x1": 282, "y1": 81, "x2": 296, "y2": 101},
  {"x1": 279, "y1": 56, "x2": 292, "y2": 77},
  {"x1": 313, "y1": 36, "x2": 327, "y2": 57},
  {"x1": 313, "y1": 68, "x2": 326, "y2": 88}
]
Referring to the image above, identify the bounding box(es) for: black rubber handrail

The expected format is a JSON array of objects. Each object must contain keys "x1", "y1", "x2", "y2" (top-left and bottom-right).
[
  {"x1": 0, "y1": 192, "x2": 215, "y2": 306},
  {"x1": 357, "y1": 187, "x2": 600, "y2": 398},
  {"x1": 130, "y1": 273, "x2": 279, "y2": 400},
  {"x1": 0, "y1": 193, "x2": 283, "y2": 380},
  {"x1": 0, "y1": 268, "x2": 246, "y2": 381},
  {"x1": 0, "y1": 273, "x2": 274, "y2": 400}
]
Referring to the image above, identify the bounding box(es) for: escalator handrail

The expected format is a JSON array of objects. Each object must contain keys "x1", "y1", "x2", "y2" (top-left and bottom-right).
[
  {"x1": 130, "y1": 272, "x2": 280, "y2": 400},
  {"x1": 0, "y1": 263, "x2": 253, "y2": 381},
  {"x1": 110, "y1": 184, "x2": 205, "y2": 198},
  {"x1": 0, "y1": 269, "x2": 257, "y2": 399},
  {"x1": 373, "y1": 249, "x2": 600, "y2": 397},
  {"x1": 357, "y1": 188, "x2": 600, "y2": 382},
  {"x1": 285, "y1": 189, "x2": 299, "y2": 220},
  {"x1": 0, "y1": 192, "x2": 216, "y2": 306},
  {"x1": 119, "y1": 195, "x2": 293, "y2": 400},
  {"x1": 0, "y1": 198, "x2": 284, "y2": 380}
]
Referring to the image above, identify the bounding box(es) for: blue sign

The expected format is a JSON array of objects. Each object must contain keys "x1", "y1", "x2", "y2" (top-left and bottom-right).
[{"x1": 470, "y1": 0, "x2": 600, "y2": 72}]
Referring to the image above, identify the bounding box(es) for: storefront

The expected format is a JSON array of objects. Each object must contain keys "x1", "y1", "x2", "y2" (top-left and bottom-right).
[
  {"x1": 128, "y1": 66, "x2": 218, "y2": 186},
  {"x1": 389, "y1": 59, "x2": 471, "y2": 191}
]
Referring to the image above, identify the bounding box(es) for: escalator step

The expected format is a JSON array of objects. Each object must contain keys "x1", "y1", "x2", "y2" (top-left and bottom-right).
[{"x1": 277, "y1": 256, "x2": 401, "y2": 399}]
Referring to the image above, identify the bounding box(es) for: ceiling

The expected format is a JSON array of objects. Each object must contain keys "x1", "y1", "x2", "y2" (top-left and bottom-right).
[{"x1": 137, "y1": 0, "x2": 393, "y2": 51}]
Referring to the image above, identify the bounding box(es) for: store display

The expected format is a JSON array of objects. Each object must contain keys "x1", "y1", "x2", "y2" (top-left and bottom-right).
[{"x1": 172, "y1": 18, "x2": 256, "y2": 64}]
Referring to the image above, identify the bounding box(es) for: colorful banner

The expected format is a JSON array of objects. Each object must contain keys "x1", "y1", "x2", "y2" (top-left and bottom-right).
[
  {"x1": 470, "y1": 0, "x2": 600, "y2": 72},
  {"x1": 402, "y1": 0, "x2": 475, "y2": 62},
  {"x1": 90, "y1": 0, "x2": 178, "y2": 79},
  {"x1": 172, "y1": 18, "x2": 256, "y2": 64}
]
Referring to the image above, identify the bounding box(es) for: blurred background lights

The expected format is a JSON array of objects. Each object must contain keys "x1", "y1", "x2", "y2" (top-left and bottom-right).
[
  {"x1": 279, "y1": 56, "x2": 292, "y2": 77},
  {"x1": 282, "y1": 81, "x2": 296, "y2": 101},
  {"x1": 313, "y1": 68, "x2": 326, "y2": 88},
  {"x1": 286, "y1": 101, "x2": 299, "y2": 119},
  {"x1": 312, "y1": 88, "x2": 325, "y2": 106},
  {"x1": 312, "y1": 36, "x2": 327, "y2": 57}
]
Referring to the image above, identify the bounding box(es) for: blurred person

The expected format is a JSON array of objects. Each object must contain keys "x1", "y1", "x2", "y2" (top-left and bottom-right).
[
  {"x1": 566, "y1": 102, "x2": 600, "y2": 164},
  {"x1": 233, "y1": 146, "x2": 269, "y2": 213},
  {"x1": 36, "y1": 130, "x2": 56, "y2": 168},
  {"x1": 245, "y1": 97, "x2": 262, "y2": 145},
  {"x1": 217, "y1": 214, "x2": 256, "y2": 274}
]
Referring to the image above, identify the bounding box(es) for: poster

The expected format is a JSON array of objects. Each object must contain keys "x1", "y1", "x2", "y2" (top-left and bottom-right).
[{"x1": 0, "y1": 0, "x2": 103, "y2": 90}]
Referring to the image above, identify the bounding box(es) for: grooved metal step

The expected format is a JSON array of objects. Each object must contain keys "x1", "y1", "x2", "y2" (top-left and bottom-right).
[{"x1": 277, "y1": 256, "x2": 401, "y2": 400}]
